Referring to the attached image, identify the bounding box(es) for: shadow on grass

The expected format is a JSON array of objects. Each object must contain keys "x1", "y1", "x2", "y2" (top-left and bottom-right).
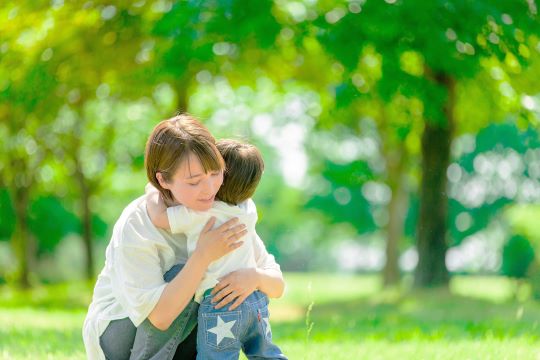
[{"x1": 271, "y1": 288, "x2": 540, "y2": 342}]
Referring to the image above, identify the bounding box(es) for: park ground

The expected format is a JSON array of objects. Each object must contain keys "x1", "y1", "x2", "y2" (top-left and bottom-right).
[{"x1": 1, "y1": 273, "x2": 539, "y2": 359}]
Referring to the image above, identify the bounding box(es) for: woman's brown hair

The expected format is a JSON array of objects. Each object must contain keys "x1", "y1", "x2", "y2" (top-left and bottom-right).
[{"x1": 145, "y1": 114, "x2": 224, "y2": 205}]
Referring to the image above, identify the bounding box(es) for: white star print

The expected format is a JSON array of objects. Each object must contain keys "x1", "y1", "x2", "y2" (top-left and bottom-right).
[
  {"x1": 207, "y1": 316, "x2": 236, "y2": 346},
  {"x1": 262, "y1": 317, "x2": 271, "y2": 337}
]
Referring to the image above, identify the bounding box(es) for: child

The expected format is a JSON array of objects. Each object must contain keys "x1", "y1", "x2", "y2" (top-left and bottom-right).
[{"x1": 148, "y1": 139, "x2": 286, "y2": 360}]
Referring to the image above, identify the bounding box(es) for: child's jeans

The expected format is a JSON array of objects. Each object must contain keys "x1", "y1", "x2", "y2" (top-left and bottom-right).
[{"x1": 197, "y1": 290, "x2": 287, "y2": 360}]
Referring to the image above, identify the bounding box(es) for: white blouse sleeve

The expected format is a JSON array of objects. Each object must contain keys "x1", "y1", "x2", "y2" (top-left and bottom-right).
[{"x1": 111, "y1": 220, "x2": 167, "y2": 327}]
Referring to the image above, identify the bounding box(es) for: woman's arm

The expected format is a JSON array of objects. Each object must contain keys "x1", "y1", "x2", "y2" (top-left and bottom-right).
[
  {"x1": 148, "y1": 217, "x2": 247, "y2": 330},
  {"x1": 210, "y1": 232, "x2": 285, "y2": 310},
  {"x1": 210, "y1": 267, "x2": 285, "y2": 311},
  {"x1": 147, "y1": 250, "x2": 208, "y2": 330},
  {"x1": 256, "y1": 267, "x2": 285, "y2": 298},
  {"x1": 251, "y1": 231, "x2": 285, "y2": 298}
]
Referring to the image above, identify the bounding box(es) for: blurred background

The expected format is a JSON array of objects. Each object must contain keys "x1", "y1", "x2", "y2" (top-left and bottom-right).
[{"x1": 2, "y1": 1, "x2": 540, "y2": 358}]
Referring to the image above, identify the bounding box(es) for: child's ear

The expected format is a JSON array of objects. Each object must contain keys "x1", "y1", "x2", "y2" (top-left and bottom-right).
[{"x1": 156, "y1": 172, "x2": 169, "y2": 190}]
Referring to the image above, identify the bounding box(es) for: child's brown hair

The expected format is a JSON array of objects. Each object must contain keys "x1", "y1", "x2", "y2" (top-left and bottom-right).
[{"x1": 216, "y1": 139, "x2": 264, "y2": 205}]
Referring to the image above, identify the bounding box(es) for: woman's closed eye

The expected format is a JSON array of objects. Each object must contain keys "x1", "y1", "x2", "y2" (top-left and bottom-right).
[{"x1": 187, "y1": 172, "x2": 220, "y2": 186}]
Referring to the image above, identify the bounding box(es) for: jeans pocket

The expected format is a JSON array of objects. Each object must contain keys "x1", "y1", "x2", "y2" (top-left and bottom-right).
[{"x1": 201, "y1": 309, "x2": 242, "y2": 351}]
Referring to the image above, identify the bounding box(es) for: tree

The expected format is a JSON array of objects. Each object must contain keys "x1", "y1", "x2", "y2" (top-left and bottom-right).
[
  {"x1": 0, "y1": 1, "x2": 165, "y2": 282},
  {"x1": 150, "y1": 0, "x2": 281, "y2": 110},
  {"x1": 0, "y1": 2, "x2": 65, "y2": 286},
  {"x1": 310, "y1": 0, "x2": 540, "y2": 287}
]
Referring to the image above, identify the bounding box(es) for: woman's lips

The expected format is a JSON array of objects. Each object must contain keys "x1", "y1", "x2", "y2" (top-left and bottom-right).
[{"x1": 199, "y1": 195, "x2": 215, "y2": 203}]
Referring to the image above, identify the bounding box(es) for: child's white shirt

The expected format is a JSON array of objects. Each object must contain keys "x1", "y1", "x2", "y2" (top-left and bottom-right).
[{"x1": 167, "y1": 199, "x2": 259, "y2": 302}]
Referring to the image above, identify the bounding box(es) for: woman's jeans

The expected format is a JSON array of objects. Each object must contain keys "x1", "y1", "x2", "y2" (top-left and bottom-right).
[{"x1": 99, "y1": 264, "x2": 199, "y2": 360}]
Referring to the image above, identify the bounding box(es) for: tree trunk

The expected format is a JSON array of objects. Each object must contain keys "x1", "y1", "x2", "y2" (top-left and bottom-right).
[
  {"x1": 75, "y1": 165, "x2": 95, "y2": 280},
  {"x1": 377, "y1": 104, "x2": 409, "y2": 287},
  {"x1": 12, "y1": 187, "x2": 31, "y2": 288},
  {"x1": 414, "y1": 74, "x2": 455, "y2": 287},
  {"x1": 383, "y1": 166, "x2": 408, "y2": 286},
  {"x1": 174, "y1": 79, "x2": 189, "y2": 114}
]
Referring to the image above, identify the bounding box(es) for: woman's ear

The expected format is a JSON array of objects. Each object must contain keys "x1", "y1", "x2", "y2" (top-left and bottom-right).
[{"x1": 156, "y1": 172, "x2": 169, "y2": 190}]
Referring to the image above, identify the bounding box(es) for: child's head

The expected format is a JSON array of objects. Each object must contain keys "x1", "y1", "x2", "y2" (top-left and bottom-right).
[{"x1": 216, "y1": 139, "x2": 264, "y2": 205}]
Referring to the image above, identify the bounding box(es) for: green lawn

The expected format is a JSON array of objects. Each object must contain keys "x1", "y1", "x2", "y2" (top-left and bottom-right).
[{"x1": 1, "y1": 274, "x2": 539, "y2": 359}]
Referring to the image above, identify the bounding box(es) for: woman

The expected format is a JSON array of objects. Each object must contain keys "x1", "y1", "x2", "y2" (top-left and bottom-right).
[{"x1": 83, "y1": 114, "x2": 284, "y2": 359}]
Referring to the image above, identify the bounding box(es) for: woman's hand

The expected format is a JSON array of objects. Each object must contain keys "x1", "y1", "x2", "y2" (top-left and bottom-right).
[
  {"x1": 195, "y1": 217, "x2": 247, "y2": 265},
  {"x1": 211, "y1": 268, "x2": 260, "y2": 310}
]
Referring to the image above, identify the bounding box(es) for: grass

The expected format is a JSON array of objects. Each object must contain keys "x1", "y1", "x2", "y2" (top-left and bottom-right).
[{"x1": 1, "y1": 273, "x2": 540, "y2": 359}]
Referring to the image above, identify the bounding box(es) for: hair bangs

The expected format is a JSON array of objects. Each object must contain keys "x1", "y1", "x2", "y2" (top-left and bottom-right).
[{"x1": 189, "y1": 140, "x2": 225, "y2": 174}]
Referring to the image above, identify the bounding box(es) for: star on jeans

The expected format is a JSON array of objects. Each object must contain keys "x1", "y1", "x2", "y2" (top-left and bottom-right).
[{"x1": 208, "y1": 316, "x2": 237, "y2": 345}]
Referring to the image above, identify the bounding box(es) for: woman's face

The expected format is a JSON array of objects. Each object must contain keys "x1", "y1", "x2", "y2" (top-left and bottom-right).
[{"x1": 160, "y1": 152, "x2": 224, "y2": 211}]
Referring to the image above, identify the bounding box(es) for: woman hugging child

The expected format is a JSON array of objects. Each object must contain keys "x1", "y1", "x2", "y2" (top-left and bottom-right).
[{"x1": 147, "y1": 139, "x2": 287, "y2": 360}]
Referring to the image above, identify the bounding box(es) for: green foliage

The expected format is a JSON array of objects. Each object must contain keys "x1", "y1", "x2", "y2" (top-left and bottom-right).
[
  {"x1": 501, "y1": 235, "x2": 535, "y2": 278},
  {"x1": 1, "y1": 0, "x2": 540, "y2": 282},
  {"x1": 1, "y1": 195, "x2": 109, "y2": 255},
  {"x1": 0, "y1": 189, "x2": 15, "y2": 241},
  {"x1": 334, "y1": 81, "x2": 360, "y2": 109},
  {"x1": 527, "y1": 262, "x2": 540, "y2": 300},
  {"x1": 254, "y1": 173, "x2": 321, "y2": 269},
  {"x1": 311, "y1": 0, "x2": 540, "y2": 134},
  {"x1": 505, "y1": 205, "x2": 540, "y2": 248},
  {"x1": 36, "y1": 198, "x2": 110, "y2": 253},
  {"x1": 448, "y1": 123, "x2": 540, "y2": 246},
  {"x1": 153, "y1": 0, "x2": 280, "y2": 79},
  {"x1": 27, "y1": 196, "x2": 80, "y2": 255},
  {"x1": 91, "y1": 214, "x2": 108, "y2": 240},
  {"x1": 306, "y1": 160, "x2": 376, "y2": 234}
]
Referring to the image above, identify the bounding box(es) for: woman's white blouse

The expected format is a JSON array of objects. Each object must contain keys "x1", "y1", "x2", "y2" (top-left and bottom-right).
[{"x1": 82, "y1": 195, "x2": 281, "y2": 360}]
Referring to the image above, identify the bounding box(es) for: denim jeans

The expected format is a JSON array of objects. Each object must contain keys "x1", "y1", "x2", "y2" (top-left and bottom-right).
[
  {"x1": 197, "y1": 290, "x2": 287, "y2": 360},
  {"x1": 100, "y1": 263, "x2": 199, "y2": 360}
]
